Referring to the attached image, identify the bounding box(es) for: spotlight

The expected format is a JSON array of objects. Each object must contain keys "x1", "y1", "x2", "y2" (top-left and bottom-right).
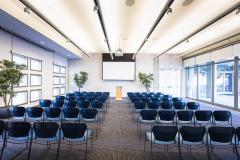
[
  {"x1": 236, "y1": 7, "x2": 240, "y2": 15},
  {"x1": 24, "y1": 7, "x2": 30, "y2": 14},
  {"x1": 167, "y1": 8, "x2": 172, "y2": 15},
  {"x1": 66, "y1": 38, "x2": 70, "y2": 42},
  {"x1": 93, "y1": 5, "x2": 98, "y2": 12}
]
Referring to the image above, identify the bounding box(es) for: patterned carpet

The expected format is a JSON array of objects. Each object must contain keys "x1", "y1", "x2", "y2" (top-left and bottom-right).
[{"x1": 1, "y1": 99, "x2": 239, "y2": 160}]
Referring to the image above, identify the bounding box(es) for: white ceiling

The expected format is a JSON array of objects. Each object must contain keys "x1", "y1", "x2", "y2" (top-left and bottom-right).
[{"x1": 8, "y1": 0, "x2": 240, "y2": 57}]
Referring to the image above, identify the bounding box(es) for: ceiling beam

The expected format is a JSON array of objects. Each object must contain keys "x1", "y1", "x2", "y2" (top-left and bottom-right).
[
  {"x1": 133, "y1": 0, "x2": 174, "y2": 59},
  {"x1": 154, "y1": 1, "x2": 240, "y2": 59},
  {"x1": 93, "y1": 0, "x2": 113, "y2": 59},
  {"x1": 18, "y1": 0, "x2": 90, "y2": 57}
]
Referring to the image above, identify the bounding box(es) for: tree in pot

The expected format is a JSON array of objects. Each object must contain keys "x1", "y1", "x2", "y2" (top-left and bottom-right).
[
  {"x1": 0, "y1": 60, "x2": 25, "y2": 118},
  {"x1": 138, "y1": 72, "x2": 154, "y2": 92},
  {"x1": 74, "y1": 71, "x2": 88, "y2": 92}
]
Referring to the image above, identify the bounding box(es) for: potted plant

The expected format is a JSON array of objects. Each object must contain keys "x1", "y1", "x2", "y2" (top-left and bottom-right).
[
  {"x1": 138, "y1": 72, "x2": 154, "y2": 92},
  {"x1": 74, "y1": 71, "x2": 88, "y2": 92},
  {"x1": 0, "y1": 59, "x2": 25, "y2": 118}
]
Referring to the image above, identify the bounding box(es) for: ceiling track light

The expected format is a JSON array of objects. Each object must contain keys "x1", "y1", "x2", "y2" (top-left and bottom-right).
[
  {"x1": 93, "y1": 5, "x2": 98, "y2": 12},
  {"x1": 66, "y1": 38, "x2": 70, "y2": 42},
  {"x1": 186, "y1": 39, "x2": 189, "y2": 43},
  {"x1": 167, "y1": 7, "x2": 172, "y2": 15},
  {"x1": 24, "y1": 7, "x2": 30, "y2": 14},
  {"x1": 236, "y1": 7, "x2": 240, "y2": 15}
]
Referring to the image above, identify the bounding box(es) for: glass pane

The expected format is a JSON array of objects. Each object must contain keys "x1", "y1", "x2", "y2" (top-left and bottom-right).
[
  {"x1": 60, "y1": 87, "x2": 66, "y2": 95},
  {"x1": 12, "y1": 91, "x2": 28, "y2": 105},
  {"x1": 54, "y1": 64, "x2": 60, "y2": 73},
  {"x1": 186, "y1": 67, "x2": 197, "y2": 99},
  {"x1": 198, "y1": 65, "x2": 212, "y2": 101},
  {"x1": 53, "y1": 76, "x2": 60, "y2": 85},
  {"x1": 60, "y1": 66, "x2": 66, "y2": 74},
  {"x1": 214, "y1": 61, "x2": 234, "y2": 107},
  {"x1": 60, "y1": 77, "x2": 66, "y2": 84},
  {"x1": 53, "y1": 88, "x2": 60, "y2": 96},
  {"x1": 31, "y1": 59, "x2": 42, "y2": 71},
  {"x1": 30, "y1": 90, "x2": 41, "y2": 102},
  {"x1": 15, "y1": 74, "x2": 28, "y2": 87},
  {"x1": 12, "y1": 54, "x2": 28, "y2": 69},
  {"x1": 31, "y1": 75, "x2": 42, "y2": 86}
]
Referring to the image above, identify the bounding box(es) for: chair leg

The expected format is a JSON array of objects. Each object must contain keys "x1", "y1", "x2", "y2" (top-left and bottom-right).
[
  {"x1": 144, "y1": 133, "x2": 146, "y2": 151},
  {"x1": 0, "y1": 137, "x2": 6, "y2": 160},
  {"x1": 56, "y1": 131, "x2": 61, "y2": 160},
  {"x1": 85, "y1": 137, "x2": 88, "y2": 160},
  {"x1": 27, "y1": 139, "x2": 33, "y2": 160},
  {"x1": 151, "y1": 141, "x2": 153, "y2": 160}
]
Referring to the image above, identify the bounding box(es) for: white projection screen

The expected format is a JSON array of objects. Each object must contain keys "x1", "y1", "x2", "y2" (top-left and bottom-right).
[{"x1": 103, "y1": 62, "x2": 135, "y2": 80}]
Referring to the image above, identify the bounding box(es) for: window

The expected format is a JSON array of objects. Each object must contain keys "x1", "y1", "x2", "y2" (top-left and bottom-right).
[
  {"x1": 15, "y1": 74, "x2": 28, "y2": 87},
  {"x1": 60, "y1": 87, "x2": 66, "y2": 95},
  {"x1": 214, "y1": 61, "x2": 234, "y2": 107},
  {"x1": 53, "y1": 87, "x2": 60, "y2": 96},
  {"x1": 30, "y1": 89, "x2": 42, "y2": 102},
  {"x1": 60, "y1": 77, "x2": 66, "y2": 84},
  {"x1": 12, "y1": 53, "x2": 28, "y2": 69},
  {"x1": 198, "y1": 64, "x2": 212, "y2": 101},
  {"x1": 30, "y1": 74, "x2": 42, "y2": 86},
  {"x1": 12, "y1": 91, "x2": 28, "y2": 105},
  {"x1": 53, "y1": 64, "x2": 60, "y2": 73},
  {"x1": 60, "y1": 66, "x2": 66, "y2": 74},
  {"x1": 30, "y1": 58, "x2": 42, "y2": 71},
  {"x1": 53, "y1": 76, "x2": 60, "y2": 85},
  {"x1": 186, "y1": 67, "x2": 198, "y2": 99}
]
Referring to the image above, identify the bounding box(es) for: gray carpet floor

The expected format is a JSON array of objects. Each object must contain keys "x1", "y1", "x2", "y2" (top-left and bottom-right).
[{"x1": 1, "y1": 98, "x2": 239, "y2": 160}]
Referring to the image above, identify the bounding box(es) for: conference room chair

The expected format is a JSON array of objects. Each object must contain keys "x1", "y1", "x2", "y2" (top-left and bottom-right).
[
  {"x1": 64, "y1": 100, "x2": 77, "y2": 108},
  {"x1": 161, "y1": 101, "x2": 173, "y2": 110},
  {"x1": 135, "y1": 92, "x2": 142, "y2": 97},
  {"x1": 52, "y1": 100, "x2": 64, "y2": 108},
  {"x1": 137, "y1": 110, "x2": 157, "y2": 140},
  {"x1": 60, "y1": 122, "x2": 92, "y2": 160},
  {"x1": 65, "y1": 95, "x2": 76, "y2": 101},
  {"x1": 163, "y1": 94, "x2": 172, "y2": 99},
  {"x1": 4, "y1": 121, "x2": 32, "y2": 160},
  {"x1": 173, "y1": 101, "x2": 186, "y2": 111},
  {"x1": 55, "y1": 95, "x2": 65, "y2": 101},
  {"x1": 158, "y1": 110, "x2": 176, "y2": 125},
  {"x1": 144, "y1": 125, "x2": 179, "y2": 160},
  {"x1": 213, "y1": 110, "x2": 232, "y2": 126},
  {"x1": 235, "y1": 127, "x2": 240, "y2": 159},
  {"x1": 73, "y1": 91, "x2": 81, "y2": 97},
  {"x1": 177, "y1": 111, "x2": 194, "y2": 126},
  {"x1": 162, "y1": 97, "x2": 172, "y2": 102},
  {"x1": 29, "y1": 122, "x2": 60, "y2": 160},
  {"x1": 62, "y1": 108, "x2": 80, "y2": 122},
  {"x1": 91, "y1": 100, "x2": 105, "y2": 121},
  {"x1": 172, "y1": 97, "x2": 182, "y2": 103},
  {"x1": 77, "y1": 100, "x2": 91, "y2": 109},
  {"x1": 44, "y1": 107, "x2": 62, "y2": 121},
  {"x1": 147, "y1": 101, "x2": 161, "y2": 110},
  {"x1": 132, "y1": 101, "x2": 146, "y2": 120},
  {"x1": 80, "y1": 108, "x2": 99, "y2": 138},
  {"x1": 208, "y1": 126, "x2": 237, "y2": 159},
  {"x1": 95, "y1": 92, "x2": 103, "y2": 97},
  {"x1": 27, "y1": 107, "x2": 44, "y2": 122},
  {"x1": 179, "y1": 126, "x2": 209, "y2": 160},
  {"x1": 10, "y1": 106, "x2": 26, "y2": 120},
  {"x1": 86, "y1": 96, "x2": 95, "y2": 102},
  {"x1": 66, "y1": 93, "x2": 74, "y2": 97},
  {"x1": 39, "y1": 99, "x2": 52, "y2": 108},
  {"x1": 187, "y1": 102, "x2": 200, "y2": 111},
  {"x1": 96, "y1": 96, "x2": 108, "y2": 111},
  {"x1": 75, "y1": 95, "x2": 86, "y2": 101},
  {"x1": 141, "y1": 96, "x2": 151, "y2": 102},
  {"x1": 0, "y1": 120, "x2": 5, "y2": 160},
  {"x1": 151, "y1": 97, "x2": 161, "y2": 102},
  {"x1": 195, "y1": 110, "x2": 212, "y2": 126}
]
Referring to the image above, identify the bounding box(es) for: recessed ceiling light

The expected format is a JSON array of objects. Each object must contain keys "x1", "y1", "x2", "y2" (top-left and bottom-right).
[
  {"x1": 167, "y1": 8, "x2": 172, "y2": 15},
  {"x1": 236, "y1": 7, "x2": 240, "y2": 15},
  {"x1": 93, "y1": 6, "x2": 98, "y2": 12},
  {"x1": 24, "y1": 7, "x2": 30, "y2": 14}
]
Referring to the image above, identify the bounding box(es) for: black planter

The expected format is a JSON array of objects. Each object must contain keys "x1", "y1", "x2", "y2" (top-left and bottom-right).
[{"x1": 0, "y1": 107, "x2": 11, "y2": 119}]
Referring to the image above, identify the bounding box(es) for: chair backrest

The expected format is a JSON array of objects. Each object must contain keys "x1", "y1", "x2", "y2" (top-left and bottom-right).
[
  {"x1": 208, "y1": 126, "x2": 235, "y2": 143},
  {"x1": 27, "y1": 107, "x2": 43, "y2": 118},
  {"x1": 33, "y1": 122, "x2": 59, "y2": 138},
  {"x1": 52, "y1": 100, "x2": 64, "y2": 108},
  {"x1": 180, "y1": 126, "x2": 206, "y2": 142},
  {"x1": 151, "y1": 97, "x2": 161, "y2": 102},
  {"x1": 77, "y1": 100, "x2": 90, "y2": 109},
  {"x1": 61, "y1": 123, "x2": 87, "y2": 139},
  {"x1": 161, "y1": 101, "x2": 173, "y2": 110},
  {"x1": 195, "y1": 110, "x2": 212, "y2": 121},
  {"x1": 172, "y1": 97, "x2": 182, "y2": 103},
  {"x1": 147, "y1": 101, "x2": 161, "y2": 110},
  {"x1": 63, "y1": 108, "x2": 79, "y2": 118},
  {"x1": 75, "y1": 96, "x2": 86, "y2": 101},
  {"x1": 134, "y1": 101, "x2": 146, "y2": 110},
  {"x1": 55, "y1": 96, "x2": 65, "y2": 101},
  {"x1": 7, "y1": 121, "x2": 31, "y2": 138},
  {"x1": 141, "y1": 97, "x2": 151, "y2": 102},
  {"x1": 140, "y1": 110, "x2": 157, "y2": 121},
  {"x1": 173, "y1": 101, "x2": 186, "y2": 110},
  {"x1": 0, "y1": 120, "x2": 5, "y2": 136},
  {"x1": 177, "y1": 111, "x2": 194, "y2": 121},
  {"x1": 187, "y1": 102, "x2": 199, "y2": 110},
  {"x1": 162, "y1": 97, "x2": 172, "y2": 102},
  {"x1": 86, "y1": 96, "x2": 95, "y2": 102},
  {"x1": 64, "y1": 100, "x2": 77, "y2": 108},
  {"x1": 131, "y1": 97, "x2": 141, "y2": 103},
  {"x1": 45, "y1": 107, "x2": 61, "y2": 118},
  {"x1": 213, "y1": 110, "x2": 231, "y2": 122},
  {"x1": 39, "y1": 99, "x2": 52, "y2": 108},
  {"x1": 152, "y1": 125, "x2": 178, "y2": 142},
  {"x1": 66, "y1": 93, "x2": 74, "y2": 97},
  {"x1": 80, "y1": 108, "x2": 97, "y2": 119},
  {"x1": 102, "y1": 92, "x2": 110, "y2": 97},
  {"x1": 10, "y1": 106, "x2": 26, "y2": 117},
  {"x1": 91, "y1": 101, "x2": 104, "y2": 109},
  {"x1": 65, "y1": 96, "x2": 75, "y2": 101},
  {"x1": 158, "y1": 110, "x2": 175, "y2": 121}
]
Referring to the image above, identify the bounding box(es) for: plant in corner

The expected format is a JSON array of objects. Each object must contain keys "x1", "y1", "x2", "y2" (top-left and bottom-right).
[
  {"x1": 138, "y1": 72, "x2": 154, "y2": 92},
  {"x1": 74, "y1": 71, "x2": 88, "y2": 92}
]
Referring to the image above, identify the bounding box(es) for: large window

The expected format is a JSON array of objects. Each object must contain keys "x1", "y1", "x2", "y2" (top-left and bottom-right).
[
  {"x1": 12, "y1": 91, "x2": 28, "y2": 105},
  {"x1": 198, "y1": 64, "x2": 212, "y2": 101},
  {"x1": 186, "y1": 67, "x2": 197, "y2": 99},
  {"x1": 214, "y1": 61, "x2": 234, "y2": 107}
]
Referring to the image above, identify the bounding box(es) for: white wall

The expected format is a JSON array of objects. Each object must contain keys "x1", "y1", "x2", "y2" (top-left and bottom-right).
[
  {"x1": 0, "y1": 30, "x2": 68, "y2": 107},
  {"x1": 68, "y1": 54, "x2": 156, "y2": 97}
]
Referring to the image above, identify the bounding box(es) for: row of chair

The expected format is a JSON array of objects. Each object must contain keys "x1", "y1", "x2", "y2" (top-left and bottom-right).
[
  {"x1": 144, "y1": 125, "x2": 240, "y2": 160},
  {"x1": 0, "y1": 121, "x2": 91, "y2": 160}
]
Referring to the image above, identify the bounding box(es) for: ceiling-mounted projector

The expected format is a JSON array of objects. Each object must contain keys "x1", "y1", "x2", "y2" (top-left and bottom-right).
[{"x1": 115, "y1": 48, "x2": 123, "y2": 56}]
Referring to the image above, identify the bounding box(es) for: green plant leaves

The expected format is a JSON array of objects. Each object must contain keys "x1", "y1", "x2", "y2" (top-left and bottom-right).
[
  {"x1": 138, "y1": 72, "x2": 154, "y2": 92},
  {"x1": 74, "y1": 71, "x2": 88, "y2": 91}
]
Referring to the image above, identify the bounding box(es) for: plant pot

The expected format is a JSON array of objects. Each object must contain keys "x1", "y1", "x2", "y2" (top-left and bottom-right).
[{"x1": 0, "y1": 107, "x2": 11, "y2": 119}]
